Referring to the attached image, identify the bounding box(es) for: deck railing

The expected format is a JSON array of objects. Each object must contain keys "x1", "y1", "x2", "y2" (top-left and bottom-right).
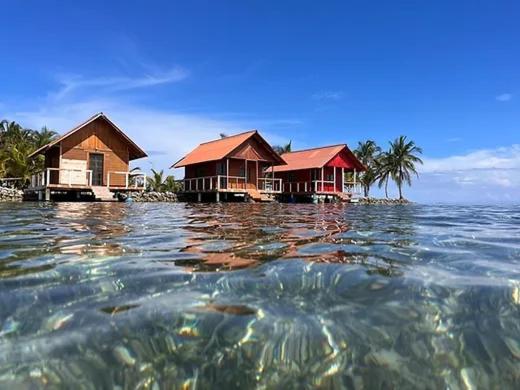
[
  {"x1": 107, "y1": 171, "x2": 146, "y2": 189},
  {"x1": 283, "y1": 180, "x2": 361, "y2": 194},
  {"x1": 182, "y1": 175, "x2": 282, "y2": 193},
  {"x1": 29, "y1": 168, "x2": 146, "y2": 190},
  {"x1": 258, "y1": 178, "x2": 282, "y2": 193},
  {"x1": 29, "y1": 168, "x2": 93, "y2": 189}
]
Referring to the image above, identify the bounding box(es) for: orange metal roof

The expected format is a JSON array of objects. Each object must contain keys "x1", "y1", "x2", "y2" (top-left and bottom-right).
[
  {"x1": 172, "y1": 130, "x2": 285, "y2": 168},
  {"x1": 272, "y1": 144, "x2": 365, "y2": 172},
  {"x1": 28, "y1": 112, "x2": 147, "y2": 160}
]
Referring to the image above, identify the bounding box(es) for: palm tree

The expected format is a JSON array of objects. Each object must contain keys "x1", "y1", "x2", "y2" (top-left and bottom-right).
[
  {"x1": 147, "y1": 169, "x2": 165, "y2": 192},
  {"x1": 272, "y1": 141, "x2": 292, "y2": 155},
  {"x1": 163, "y1": 175, "x2": 182, "y2": 192},
  {"x1": 376, "y1": 151, "x2": 393, "y2": 198},
  {"x1": 219, "y1": 133, "x2": 228, "y2": 139},
  {"x1": 387, "y1": 136, "x2": 423, "y2": 200},
  {"x1": 354, "y1": 140, "x2": 381, "y2": 197},
  {"x1": 33, "y1": 127, "x2": 58, "y2": 148}
]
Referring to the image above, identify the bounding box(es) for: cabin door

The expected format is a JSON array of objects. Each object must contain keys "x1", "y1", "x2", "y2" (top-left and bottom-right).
[
  {"x1": 247, "y1": 161, "x2": 257, "y2": 189},
  {"x1": 89, "y1": 153, "x2": 104, "y2": 186}
]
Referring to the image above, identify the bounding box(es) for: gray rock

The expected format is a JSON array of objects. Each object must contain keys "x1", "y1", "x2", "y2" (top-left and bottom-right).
[
  {"x1": 0, "y1": 187, "x2": 23, "y2": 202},
  {"x1": 127, "y1": 191, "x2": 178, "y2": 202}
]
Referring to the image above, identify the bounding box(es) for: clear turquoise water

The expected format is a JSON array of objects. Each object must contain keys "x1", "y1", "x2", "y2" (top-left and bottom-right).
[{"x1": 0, "y1": 202, "x2": 519, "y2": 389}]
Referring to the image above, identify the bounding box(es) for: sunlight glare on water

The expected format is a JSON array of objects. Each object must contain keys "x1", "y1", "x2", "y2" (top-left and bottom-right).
[{"x1": 0, "y1": 202, "x2": 519, "y2": 388}]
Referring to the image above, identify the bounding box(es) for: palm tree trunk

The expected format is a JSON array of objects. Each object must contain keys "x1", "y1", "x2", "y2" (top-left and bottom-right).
[
  {"x1": 385, "y1": 178, "x2": 388, "y2": 198},
  {"x1": 398, "y1": 167, "x2": 404, "y2": 200}
]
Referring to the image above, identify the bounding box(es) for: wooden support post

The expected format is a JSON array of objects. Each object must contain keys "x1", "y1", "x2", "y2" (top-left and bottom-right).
[
  {"x1": 197, "y1": 193, "x2": 202, "y2": 203},
  {"x1": 245, "y1": 159, "x2": 248, "y2": 188},
  {"x1": 45, "y1": 189, "x2": 51, "y2": 201},
  {"x1": 256, "y1": 160, "x2": 259, "y2": 189},
  {"x1": 216, "y1": 192, "x2": 220, "y2": 202},
  {"x1": 321, "y1": 167, "x2": 324, "y2": 193},
  {"x1": 341, "y1": 168, "x2": 345, "y2": 193},
  {"x1": 333, "y1": 167, "x2": 336, "y2": 193},
  {"x1": 226, "y1": 159, "x2": 230, "y2": 190}
]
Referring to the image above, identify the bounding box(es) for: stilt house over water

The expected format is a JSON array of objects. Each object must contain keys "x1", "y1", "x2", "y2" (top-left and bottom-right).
[
  {"x1": 26, "y1": 113, "x2": 147, "y2": 201},
  {"x1": 172, "y1": 130, "x2": 286, "y2": 202},
  {"x1": 273, "y1": 144, "x2": 365, "y2": 201}
]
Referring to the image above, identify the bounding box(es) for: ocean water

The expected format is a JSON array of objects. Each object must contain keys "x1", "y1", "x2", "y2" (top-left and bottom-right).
[{"x1": 0, "y1": 202, "x2": 519, "y2": 389}]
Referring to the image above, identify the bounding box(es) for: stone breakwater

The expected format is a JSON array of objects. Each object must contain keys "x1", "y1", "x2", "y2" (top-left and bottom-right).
[
  {"x1": 126, "y1": 191, "x2": 178, "y2": 202},
  {"x1": 357, "y1": 197, "x2": 411, "y2": 205},
  {"x1": 0, "y1": 187, "x2": 23, "y2": 202}
]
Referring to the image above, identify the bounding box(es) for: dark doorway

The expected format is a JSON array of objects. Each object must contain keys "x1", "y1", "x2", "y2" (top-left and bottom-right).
[
  {"x1": 247, "y1": 161, "x2": 257, "y2": 189},
  {"x1": 89, "y1": 153, "x2": 104, "y2": 186}
]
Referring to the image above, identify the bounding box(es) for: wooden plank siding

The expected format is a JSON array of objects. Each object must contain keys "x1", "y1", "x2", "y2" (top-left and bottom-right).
[{"x1": 58, "y1": 117, "x2": 130, "y2": 187}]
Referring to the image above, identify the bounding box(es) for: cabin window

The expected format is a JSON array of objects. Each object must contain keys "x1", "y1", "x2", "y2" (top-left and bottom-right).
[
  {"x1": 311, "y1": 169, "x2": 320, "y2": 181},
  {"x1": 195, "y1": 167, "x2": 205, "y2": 177},
  {"x1": 288, "y1": 173, "x2": 296, "y2": 182},
  {"x1": 216, "y1": 162, "x2": 226, "y2": 175},
  {"x1": 239, "y1": 165, "x2": 245, "y2": 178}
]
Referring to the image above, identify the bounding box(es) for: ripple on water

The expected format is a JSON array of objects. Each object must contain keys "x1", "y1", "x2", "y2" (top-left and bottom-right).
[{"x1": 0, "y1": 202, "x2": 519, "y2": 388}]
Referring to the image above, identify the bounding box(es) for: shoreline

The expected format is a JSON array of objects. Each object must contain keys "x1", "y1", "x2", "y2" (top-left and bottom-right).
[{"x1": 1, "y1": 187, "x2": 411, "y2": 204}]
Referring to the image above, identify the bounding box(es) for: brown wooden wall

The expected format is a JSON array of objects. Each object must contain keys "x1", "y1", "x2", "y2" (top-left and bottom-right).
[{"x1": 56, "y1": 117, "x2": 130, "y2": 187}]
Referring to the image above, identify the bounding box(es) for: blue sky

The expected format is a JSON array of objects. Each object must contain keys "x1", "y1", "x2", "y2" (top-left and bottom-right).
[{"x1": 1, "y1": 0, "x2": 519, "y2": 203}]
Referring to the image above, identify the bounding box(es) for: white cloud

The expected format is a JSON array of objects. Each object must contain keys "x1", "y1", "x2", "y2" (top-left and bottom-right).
[
  {"x1": 312, "y1": 91, "x2": 344, "y2": 101},
  {"x1": 9, "y1": 98, "x2": 293, "y2": 177},
  {"x1": 50, "y1": 67, "x2": 188, "y2": 101},
  {"x1": 403, "y1": 145, "x2": 520, "y2": 203},
  {"x1": 421, "y1": 145, "x2": 520, "y2": 173},
  {"x1": 496, "y1": 93, "x2": 512, "y2": 102}
]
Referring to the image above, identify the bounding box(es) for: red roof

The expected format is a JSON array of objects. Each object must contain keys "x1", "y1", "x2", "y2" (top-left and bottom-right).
[
  {"x1": 273, "y1": 144, "x2": 365, "y2": 172},
  {"x1": 172, "y1": 130, "x2": 285, "y2": 168},
  {"x1": 28, "y1": 112, "x2": 147, "y2": 160}
]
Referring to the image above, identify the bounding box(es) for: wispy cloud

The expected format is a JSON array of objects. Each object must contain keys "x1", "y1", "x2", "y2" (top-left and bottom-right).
[
  {"x1": 312, "y1": 91, "x2": 344, "y2": 101},
  {"x1": 421, "y1": 145, "x2": 520, "y2": 174},
  {"x1": 51, "y1": 67, "x2": 188, "y2": 101},
  {"x1": 496, "y1": 93, "x2": 512, "y2": 102},
  {"x1": 8, "y1": 97, "x2": 293, "y2": 176}
]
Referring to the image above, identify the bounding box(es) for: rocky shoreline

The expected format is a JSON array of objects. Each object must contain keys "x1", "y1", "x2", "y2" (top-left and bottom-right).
[
  {"x1": 356, "y1": 197, "x2": 411, "y2": 205},
  {"x1": 0, "y1": 187, "x2": 23, "y2": 202},
  {"x1": 126, "y1": 191, "x2": 178, "y2": 202}
]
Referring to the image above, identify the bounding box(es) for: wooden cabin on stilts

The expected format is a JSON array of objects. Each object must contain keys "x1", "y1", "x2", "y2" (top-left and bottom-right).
[
  {"x1": 273, "y1": 144, "x2": 365, "y2": 203},
  {"x1": 172, "y1": 130, "x2": 286, "y2": 202},
  {"x1": 25, "y1": 113, "x2": 147, "y2": 202}
]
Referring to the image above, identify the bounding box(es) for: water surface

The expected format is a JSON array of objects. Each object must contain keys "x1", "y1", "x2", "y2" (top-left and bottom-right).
[{"x1": 1, "y1": 202, "x2": 519, "y2": 388}]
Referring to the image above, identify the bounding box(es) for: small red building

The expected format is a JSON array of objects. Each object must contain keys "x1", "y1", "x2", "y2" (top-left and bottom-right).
[
  {"x1": 272, "y1": 144, "x2": 365, "y2": 199},
  {"x1": 172, "y1": 130, "x2": 286, "y2": 201}
]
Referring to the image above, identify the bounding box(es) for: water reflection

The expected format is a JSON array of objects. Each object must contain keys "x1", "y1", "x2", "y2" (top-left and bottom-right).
[{"x1": 0, "y1": 202, "x2": 519, "y2": 388}]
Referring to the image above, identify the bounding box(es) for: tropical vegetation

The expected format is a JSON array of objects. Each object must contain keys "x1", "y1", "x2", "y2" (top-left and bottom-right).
[
  {"x1": 146, "y1": 169, "x2": 182, "y2": 192},
  {"x1": 354, "y1": 136, "x2": 423, "y2": 199},
  {"x1": 272, "y1": 141, "x2": 292, "y2": 155},
  {"x1": 0, "y1": 119, "x2": 58, "y2": 187}
]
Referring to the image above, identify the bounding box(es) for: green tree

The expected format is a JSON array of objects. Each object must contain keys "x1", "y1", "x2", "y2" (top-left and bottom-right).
[
  {"x1": 272, "y1": 141, "x2": 292, "y2": 155},
  {"x1": 387, "y1": 136, "x2": 423, "y2": 200},
  {"x1": 163, "y1": 175, "x2": 182, "y2": 192},
  {"x1": 147, "y1": 169, "x2": 165, "y2": 192},
  {"x1": 376, "y1": 151, "x2": 393, "y2": 198},
  {"x1": 146, "y1": 169, "x2": 181, "y2": 192},
  {"x1": 33, "y1": 126, "x2": 58, "y2": 148},
  {"x1": 0, "y1": 120, "x2": 58, "y2": 186},
  {"x1": 354, "y1": 140, "x2": 381, "y2": 197}
]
